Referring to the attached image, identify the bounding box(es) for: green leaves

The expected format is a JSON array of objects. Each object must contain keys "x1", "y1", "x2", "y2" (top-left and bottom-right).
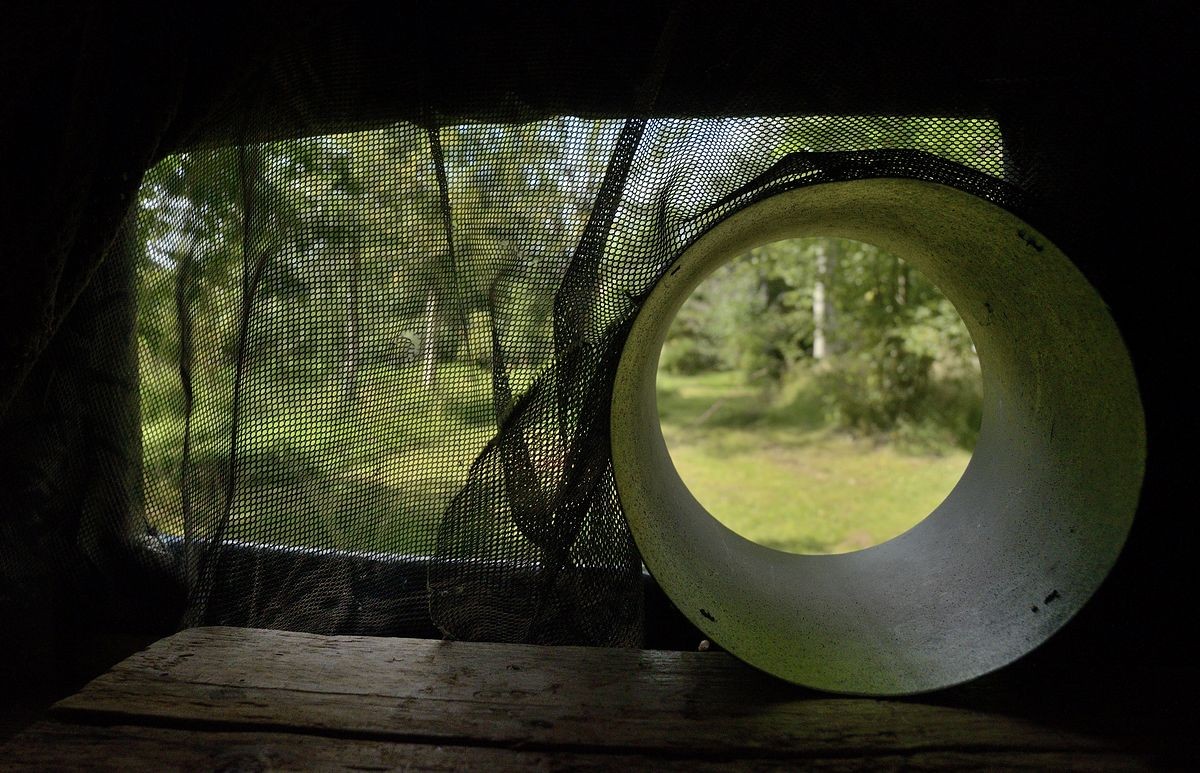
[{"x1": 662, "y1": 237, "x2": 981, "y2": 448}]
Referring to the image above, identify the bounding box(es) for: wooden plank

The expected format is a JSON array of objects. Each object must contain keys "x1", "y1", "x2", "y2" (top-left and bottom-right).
[
  {"x1": 0, "y1": 703, "x2": 44, "y2": 744},
  {"x1": 1, "y1": 720, "x2": 1157, "y2": 772},
  {"x1": 48, "y1": 627, "x2": 1139, "y2": 758}
]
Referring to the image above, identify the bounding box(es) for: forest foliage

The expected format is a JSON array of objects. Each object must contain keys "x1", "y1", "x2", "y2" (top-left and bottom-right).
[
  {"x1": 132, "y1": 116, "x2": 994, "y2": 550},
  {"x1": 659, "y1": 237, "x2": 982, "y2": 450}
]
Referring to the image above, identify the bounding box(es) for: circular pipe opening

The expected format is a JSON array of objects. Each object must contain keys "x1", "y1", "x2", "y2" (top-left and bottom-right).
[
  {"x1": 612, "y1": 179, "x2": 1145, "y2": 695},
  {"x1": 656, "y1": 236, "x2": 981, "y2": 556}
]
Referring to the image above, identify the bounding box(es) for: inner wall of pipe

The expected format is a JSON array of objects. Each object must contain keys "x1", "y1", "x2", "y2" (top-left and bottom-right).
[{"x1": 611, "y1": 179, "x2": 1145, "y2": 695}]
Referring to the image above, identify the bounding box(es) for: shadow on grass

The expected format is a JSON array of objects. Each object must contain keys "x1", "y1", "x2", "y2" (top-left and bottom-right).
[
  {"x1": 144, "y1": 451, "x2": 465, "y2": 556},
  {"x1": 658, "y1": 369, "x2": 979, "y2": 457},
  {"x1": 657, "y1": 379, "x2": 826, "y2": 432}
]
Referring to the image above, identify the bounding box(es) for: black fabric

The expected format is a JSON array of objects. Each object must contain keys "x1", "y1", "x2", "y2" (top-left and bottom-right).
[
  {"x1": 1, "y1": 1, "x2": 1195, "y2": 698},
  {"x1": 124, "y1": 112, "x2": 1017, "y2": 648}
]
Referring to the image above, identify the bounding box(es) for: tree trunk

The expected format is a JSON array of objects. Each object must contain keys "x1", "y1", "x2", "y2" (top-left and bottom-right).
[
  {"x1": 421, "y1": 286, "x2": 439, "y2": 387},
  {"x1": 339, "y1": 248, "x2": 362, "y2": 402},
  {"x1": 813, "y1": 242, "x2": 829, "y2": 360}
]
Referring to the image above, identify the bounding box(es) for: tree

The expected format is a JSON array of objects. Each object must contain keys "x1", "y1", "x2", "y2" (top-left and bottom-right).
[
  {"x1": 133, "y1": 117, "x2": 629, "y2": 548},
  {"x1": 661, "y1": 234, "x2": 981, "y2": 444}
]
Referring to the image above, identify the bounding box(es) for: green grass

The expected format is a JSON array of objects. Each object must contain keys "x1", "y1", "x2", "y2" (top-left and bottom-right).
[
  {"x1": 657, "y1": 370, "x2": 972, "y2": 554},
  {"x1": 141, "y1": 360, "x2": 498, "y2": 555},
  {"x1": 140, "y1": 358, "x2": 973, "y2": 558}
]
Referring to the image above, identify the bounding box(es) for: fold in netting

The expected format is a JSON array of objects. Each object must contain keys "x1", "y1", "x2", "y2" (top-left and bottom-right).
[{"x1": 114, "y1": 115, "x2": 1019, "y2": 645}]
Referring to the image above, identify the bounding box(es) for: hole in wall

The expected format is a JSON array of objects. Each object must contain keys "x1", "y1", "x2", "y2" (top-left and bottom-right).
[{"x1": 656, "y1": 237, "x2": 981, "y2": 555}]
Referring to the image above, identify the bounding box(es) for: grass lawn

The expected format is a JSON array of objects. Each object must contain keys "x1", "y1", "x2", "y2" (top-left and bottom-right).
[
  {"x1": 141, "y1": 361, "x2": 498, "y2": 555},
  {"x1": 141, "y1": 360, "x2": 972, "y2": 558},
  {"x1": 657, "y1": 370, "x2": 972, "y2": 554}
]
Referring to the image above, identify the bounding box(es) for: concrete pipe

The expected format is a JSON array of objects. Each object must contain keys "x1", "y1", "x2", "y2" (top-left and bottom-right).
[{"x1": 611, "y1": 179, "x2": 1145, "y2": 695}]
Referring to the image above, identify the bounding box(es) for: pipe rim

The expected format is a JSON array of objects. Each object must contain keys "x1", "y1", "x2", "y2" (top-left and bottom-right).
[{"x1": 611, "y1": 179, "x2": 1145, "y2": 695}]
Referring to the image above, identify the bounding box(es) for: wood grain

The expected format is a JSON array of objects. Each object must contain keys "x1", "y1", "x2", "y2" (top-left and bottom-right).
[
  {"x1": 2, "y1": 721, "x2": 1156, "y2": 772},
  {"x1": 0, "y1": 627, "x2": 1178, "y2": 770}
]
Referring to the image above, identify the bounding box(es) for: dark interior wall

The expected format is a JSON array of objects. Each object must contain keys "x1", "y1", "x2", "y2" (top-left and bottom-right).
[
  {"x1": 989, "y1": 6, "x2": 1195, "y2": 674},
  {"x1": 1, "y1": 1, "x2": 1195, "y2": 697}
]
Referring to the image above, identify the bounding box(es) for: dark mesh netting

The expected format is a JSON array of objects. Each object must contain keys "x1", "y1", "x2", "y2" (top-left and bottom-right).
[
  {"x1": 109, "y1": 113, "x2": 1018, "y2": 647},
  {"x1": 2, "y1": 4, "x2": 1190, "y2": 720},
  {"x1": 26, "y1": 4, "x2": 1175, "y2": 684},
  {"x1": 4, "y1": 1, "x2": 1197, "y2": 744}
]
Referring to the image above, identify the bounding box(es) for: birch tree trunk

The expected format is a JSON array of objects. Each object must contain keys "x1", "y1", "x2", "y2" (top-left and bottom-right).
[
  {"x1": 421, "y1": 286, "x2": 439, "y2": 387},
  {"x1": 339, "y1": 248, "x2": 362, "y2": 402},
  {"x1": 813, "y1": 242, "x2": 829, "y2": 360}
]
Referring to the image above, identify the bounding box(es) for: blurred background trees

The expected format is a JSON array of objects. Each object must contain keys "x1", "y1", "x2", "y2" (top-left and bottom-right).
[
  {"x1": 659, "y1": 237, "x2": 982, "y2": 450},
  {"x1": 131, "y1": 116, "x2": 990, "y2": 554}
]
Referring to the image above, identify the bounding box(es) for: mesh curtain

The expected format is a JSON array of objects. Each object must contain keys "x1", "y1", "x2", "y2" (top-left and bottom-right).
[
  {"x1": 112, "y1": 112, "x2": 1020, "y2": 646},
  {"x1": 2, "y1": 4, "x2": 1047, "y2": 658}
]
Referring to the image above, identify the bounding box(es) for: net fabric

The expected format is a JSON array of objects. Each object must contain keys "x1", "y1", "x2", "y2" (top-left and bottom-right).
[{"x1": 124, "y1": 111, "x2": 1018, "y2": 646}]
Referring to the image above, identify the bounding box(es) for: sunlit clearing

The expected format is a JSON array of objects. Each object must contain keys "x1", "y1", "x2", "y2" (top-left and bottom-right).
[{"x1": 657, "y1": 237, "x2": 981, "y2": 554}]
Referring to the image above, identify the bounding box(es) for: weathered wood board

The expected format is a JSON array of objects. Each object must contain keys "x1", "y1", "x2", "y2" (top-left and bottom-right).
[{"x1": 0, "y1": 627, "x2": 1179, "y2": 770}]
